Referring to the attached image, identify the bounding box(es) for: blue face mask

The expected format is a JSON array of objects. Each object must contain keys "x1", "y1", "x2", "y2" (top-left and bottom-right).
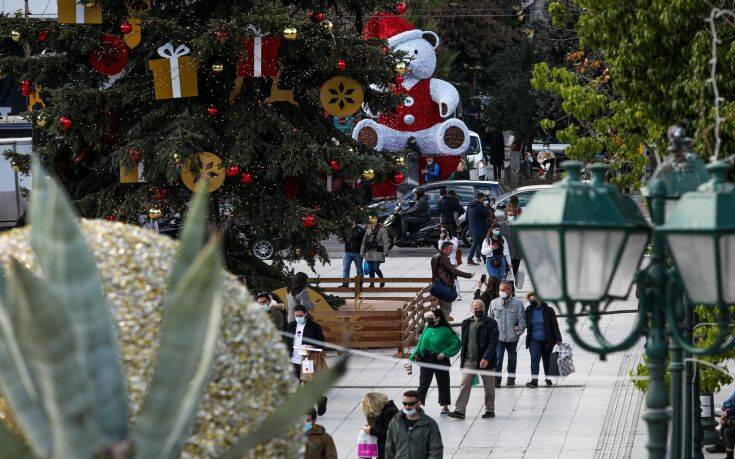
[
  {"x1": 296, "y1": 316, "x2": 306, "y2": 325},
  {"x1": 403, "y1": 408, "x2": 417, "y2": 416},
  {"x1": 492, "y1": 229, "x2": 501, "y2": 237},
  {"x1": 303, "y1": 421, "x2": 313, "y2": 432}
]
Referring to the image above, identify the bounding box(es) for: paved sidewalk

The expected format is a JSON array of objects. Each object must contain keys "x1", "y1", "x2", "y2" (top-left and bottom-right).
[{"x1": 288, "y1": 249, "x2": 647, "y2": 458}]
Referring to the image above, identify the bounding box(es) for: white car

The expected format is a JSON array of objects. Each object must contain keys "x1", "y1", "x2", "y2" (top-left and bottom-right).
[{"x1": 465, "y1": 131, "x2": 486, "y2": 180}]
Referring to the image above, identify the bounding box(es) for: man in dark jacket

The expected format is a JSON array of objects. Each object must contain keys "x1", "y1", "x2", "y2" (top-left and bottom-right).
[
  {"x1": 488, "y1": 128, "x2": 505, "y2": 180},
  {"x1": 339, "y1": 221, "x2": 366, "y2": 286},
  {"x1": 304, "y1": 409, "x2": 338, "y2": 459},
  {"x1": 524, "y1": 292, "x2": 562, "y2": 388},
  {"x1": 448, "y1": 299, "x2": 499, "y2": 419},
  {"x1": 431, "y1": 241, "x2": 473, "y2": 319},
  {"x1": 466, "y1": 193, "x2": 490, "y2": 265},
  {"x1": 385, "y1": 390, "x2": 443, "y2": 459},
  {"x1": 400, "y1": 187, "x2": 430, "y2": 236},
  {"x1": 437, "y1": 187, "x2": 463, "y2": 233},
  {"x1": 285, "y1": 305, "x2": 325, "y2": 380}
]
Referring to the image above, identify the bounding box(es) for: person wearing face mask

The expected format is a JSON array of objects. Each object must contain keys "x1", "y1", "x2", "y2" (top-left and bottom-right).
[
  {"x1": 524, "y1": 292, "x2": 562, "y2": 388},
  {"x1": 304, "y1": 409, "x2": 337, "y2": 459},
  {"x1": 501, "y1": 196, "x2": 522, "y2": 279},
  {"x1": 448, "y1": 299, "x2": 499, "y2": 420},
  {"x1": 489, "y1": 281, "x2": 526, "y2": 387},
  {"x1": 437, "y1": 225, "x2": 462, "y2": 300},
  {"x1": 407, "y1": 308, "x2": 461, "y2": 415},
  {"x1": 536, "y1": 143, "x2": 556, "y2": 179},
  {"x1": 481, "y1": 223, "x2": 511, "y2": 280},
  {"x1": 285, "y1": 305, "x2": 325, "y2": 380},
  {"x1": 256, "y1": 291, "x2": 287, "y2": 331},
  {"x1": 385, "y1": 390, "x2": 443, "y2": 459}
]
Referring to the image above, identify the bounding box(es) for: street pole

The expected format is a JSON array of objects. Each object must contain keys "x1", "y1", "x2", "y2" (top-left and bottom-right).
[
  {"x1": 670, "y1": 339, "x2": 684, "y2": 458},
  {"x1": 684, "y1": 303, "x2": 693, "y2": 459}
]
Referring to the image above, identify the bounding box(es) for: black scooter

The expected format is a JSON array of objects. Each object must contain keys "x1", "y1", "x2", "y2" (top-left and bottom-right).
[{"x1": 383, "y1": 206, "x2": 442, "y2": 249}]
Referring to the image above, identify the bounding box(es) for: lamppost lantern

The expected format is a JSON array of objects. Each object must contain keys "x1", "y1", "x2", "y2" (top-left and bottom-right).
[
  {"x1": 511, "y1": 161, "x2": 649, "y2": 303},
  {"x1": 660, "y1": 161, "x2": 735, "y2": 306}
]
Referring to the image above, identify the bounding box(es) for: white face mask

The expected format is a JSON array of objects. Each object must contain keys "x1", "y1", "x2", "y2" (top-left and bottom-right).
[
  {"x1": 507, "y1": 215, "x2": 516, "y2": 222},
  {"x1": 500, "y1": 291, "x2": 509, "y2": 300},
  {"x1": 296, "y1": 316, "x2": 306, "y2": 325},
  {"x1": 492, "y1": 229, "x2": 501, "y2": 237}
]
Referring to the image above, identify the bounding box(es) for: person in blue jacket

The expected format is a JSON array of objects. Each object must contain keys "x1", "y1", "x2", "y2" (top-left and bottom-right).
[
  {"x1": 423, "y1": 156, "x2": 441, "y2": 183},
  {"x1": 466, "y1": 193, "x2": 491, "y2": 265}
]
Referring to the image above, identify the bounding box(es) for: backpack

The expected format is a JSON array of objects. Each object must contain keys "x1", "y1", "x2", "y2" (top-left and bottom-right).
[{"x1": 365, "y1": 232, "x2": 380, "y2": 251}]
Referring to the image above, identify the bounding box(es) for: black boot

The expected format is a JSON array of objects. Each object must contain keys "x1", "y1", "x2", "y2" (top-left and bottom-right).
[
  {"x1": 495, "y1": 377, "x2": 501, "y2": 388},
  {"x1": 506, "y1": 378, "x2": 515, "y2": 387}
]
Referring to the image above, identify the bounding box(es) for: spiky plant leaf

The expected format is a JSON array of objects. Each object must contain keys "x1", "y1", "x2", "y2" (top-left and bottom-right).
[
  {"x1": 217, "y1": 357, "x2": 348, "y2": 459},
  {"x1": 0, "y1": 417, "x2": 34, "y2": 459},
  {"x1": 0, "y1": 266, "x2": 51, "y2": 457},
  {"x1": 132, "y1": 238, "x2": 223, "y2": 459},
  {"x1": 8, "y1": 260, "x2": 104, "y2": 458},
  {"x1": 28, "y1": 161, "x2": 129, "y2": 443},
  {"x1": 168, "y1": 181, "x2": 209, "y2": 290}
]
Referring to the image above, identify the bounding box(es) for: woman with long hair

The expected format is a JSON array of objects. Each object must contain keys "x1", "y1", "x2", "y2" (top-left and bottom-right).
[
  {"x1": 361, "y1": 216, "x2": 390, "y2": 288},
  {"x1": 360, "y1": 392, "x2": 399, "y2": 458},
  {"x1": 407, "y1": 308, "x2": 461, "y2": 415},
  {"x1": 286, "y1": 271, "x2": 314, "y2": 321},
  {"x1": 474, "y1": 275, "x2": 501, "y2": 314},
  {"x1": 481, "y1": 223, "x2": 511, "y2": 280}
]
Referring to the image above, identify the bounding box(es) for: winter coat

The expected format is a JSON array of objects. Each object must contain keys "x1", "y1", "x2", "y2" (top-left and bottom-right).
[
  {"x1": 430, "y1": 252, "x2": 472, "y2": 288},
  {"x1": 424, "y1": 162, "x2": 440, "y2": 183},
  {"x1": 437, "y1": 236, "x2": 460, "y2": 266},
  {"x1": 304, "y1": 424, "x2": 338, "y2": 459},
  {"x1": 361, "y1": 226, "x2": 390, "y2": 262},
  {"x1": 267, "y1": 302, "x2": 287, "y2": 331},
  {"x1": 480, "y1": 235, "x2": 511, "y2": 267},
  {"x1": 466, "y1": 200, "x2": 490, "y2": 238},
  {"x1": 489, "y1": 131, "x2": 505, "y2": 165},
  {"x1": 385, "y1": 410, "x2": 443, "y2": 459},
  {"x1": 402, "y1": 194, "x2": 430, "y2": 220},
  {"x1": 489, "y1": 296, "x2": 526, "y2": 343},
  {"x1": 438, "y1": 194, "x2": 464, "y2": 225},
  {"x1": 498, "y1": 221, "x2": 521, "y2": 259},
  {"x1": 409, "y1": 325, "x2": 461, "y2": 361},
  {"x1": 459, "y1": 316, "x2": 499, "y2": 368},
  {"x1": 284, "y1": 316, "x2": 325, "y2": 353},
  {"x1": 286, "y1": 288, "x2": 314, "y2": 322},
  {"x1": 343, "y1": 225, "x2": 366, "y2": 254},
  {"x1": 524, "y1": 303, "x2": 562, "y2": 348},
  {"x1": 369, "y1": 400, "x2": 400, "y2": 459}
]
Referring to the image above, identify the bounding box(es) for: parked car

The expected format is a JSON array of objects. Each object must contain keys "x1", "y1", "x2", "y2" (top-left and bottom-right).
[{"x1": 465, "y1": 131, "x2": 487, "y2": 180}]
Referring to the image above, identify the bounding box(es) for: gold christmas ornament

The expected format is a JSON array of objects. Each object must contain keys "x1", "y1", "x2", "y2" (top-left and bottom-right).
[
  {"x1": 10, "y1": 30, "x2": 21, "y2": 42},
  {"x1": 319, "y1": 76, "x2": 364, "y2": 117},
  {"x1": 395, "y1": 155, "x2": 406, "y2": 167},
  {"x1": 36, "y1": 114, "x2": 49, "y2": 128},
  {"x1": 283, "y1": 27, "x2": 298, "y2": 40},
  {"x1": 181, "y1": 151, "x2": 226, "y2": 192},
  {"x1": 0, "y1": 221, "x2": 300, "y2": 457},
  {"x1": 362, "y1": 169, "x2": 375, "y2": 180},
  {"x1": 211, "y1": 63, "x2": 225, "y2": 73},
  {"x1": 321, "y1": 20, "x2": 333, "y2": 32},
  {"x1": 395, "y1": 62, "x2": 408, "y2": 75},
  {"x1": 147, "y1": 207, "x2": 163, "y2": 220}
]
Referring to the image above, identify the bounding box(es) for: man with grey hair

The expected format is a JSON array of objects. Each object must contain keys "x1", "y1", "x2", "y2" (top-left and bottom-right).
[{"x1": 489, "y1": 281, "x2": 526, "y2": 387}]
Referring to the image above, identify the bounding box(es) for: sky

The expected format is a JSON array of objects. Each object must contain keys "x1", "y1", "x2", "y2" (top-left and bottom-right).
[{"x1": 1, "y1": 0, "x2": 56, "y2": 16}]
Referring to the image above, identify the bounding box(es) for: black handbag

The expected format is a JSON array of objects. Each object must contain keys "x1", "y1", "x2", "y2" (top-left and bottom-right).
[
  {"x1": 430, "y1": 278, "x2": 458, "y2": 302},
  {"x1": 548, "y1": 348, "x2": 560, "y2": 377}
]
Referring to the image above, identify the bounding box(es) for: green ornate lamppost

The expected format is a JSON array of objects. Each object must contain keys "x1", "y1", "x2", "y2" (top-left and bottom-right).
[{"x1": 511, "y1": 126, "x2": 735, "y2": 459}]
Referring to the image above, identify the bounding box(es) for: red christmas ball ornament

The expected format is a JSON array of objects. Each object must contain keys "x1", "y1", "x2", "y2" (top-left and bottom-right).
[
  {"x1": 59, "y1": 115, "x2": 72, "y2": 130},
  {"x1": 329, "y1": 159, "x2": 341, "y2": 172},
  {"x1": 310, "y1": 11, "x2": 325, "y2": 23},
  {"x1": 396, "y1": 2, "x2": 406, "y2": 14},
  {"x1": 240, "y1": 172, "x2": 253, "y2": 184},
  {"x1": 302, "y1": 214, "x2": 316, "y2": 228},
  {"x1": 214, "y1": 31, "x2": 228, "y2": 43},
  {"x1": 105, "y1": 214, "x2": 116, "y2": 221},
  {"x1": 129, "y1": 148, "x2": 142, "y2": 161},
  {"x1": 89, "y1": 34, "x2": 129, "y2": 76},
  {"x1": 207, "y1": 105, "x2": 219, "y2": 117},
  {"x1": 337, "y1": 59, "x2": 347, "y2": 72},
  {"x1": 394, "y1": 74, "x2": 404, "y2": 85},
  {"x1": 392, "y1": 171, "x2": 406, "y2": 185},
  {"x1": 38, "y1": 29, "x2": 49, "y2": 42},
  {"x1": 226, "y1": 164, "x2": 240, "y2": 177},
  {"x1": 20, "y1": 79, "x2": 32, "y2": 96},
  {"x1": 154, "y1": 187, "x2": 169, "y2": 200},
  {"x1": 120, "y1": 22, "x2": 133, "y2": 34}
]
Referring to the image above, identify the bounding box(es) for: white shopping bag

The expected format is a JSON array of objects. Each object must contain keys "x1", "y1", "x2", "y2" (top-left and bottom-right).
[
  {"x1": 516, "y1": 262, "x2": 526, "y2": 289},
  {"x1": 301, "y1": 357, "x2": 315, "y2": 375},
  {"x1": 556, "y1": 343, "x2": 575, "y2": 377},
  {"x1": 357, "y1": 428, "x2": 379, "y2": 458}
]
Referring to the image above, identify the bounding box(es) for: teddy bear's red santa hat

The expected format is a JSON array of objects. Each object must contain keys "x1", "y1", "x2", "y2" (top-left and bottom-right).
[{"x1": 363, "y1": 12, "x2": 423, "y2": 47}]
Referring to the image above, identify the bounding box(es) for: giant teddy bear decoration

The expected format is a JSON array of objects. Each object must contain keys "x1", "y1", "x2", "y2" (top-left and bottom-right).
[{"x1": 353, "y1": 13, "x2": 470, "y2": 156}]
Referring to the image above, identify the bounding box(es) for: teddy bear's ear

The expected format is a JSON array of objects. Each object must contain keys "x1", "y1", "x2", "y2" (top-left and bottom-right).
[{"x1": 422, "y1": 31, "x2": 440, "y2": 49}]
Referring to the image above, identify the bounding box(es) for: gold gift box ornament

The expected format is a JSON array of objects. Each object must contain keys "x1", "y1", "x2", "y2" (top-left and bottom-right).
[
  {"x1": 148, "y1": 43, "x2": 199, "y2": 100},
  {"x1": 57, "y1": 0, "x2": 102, "y2": 24}
]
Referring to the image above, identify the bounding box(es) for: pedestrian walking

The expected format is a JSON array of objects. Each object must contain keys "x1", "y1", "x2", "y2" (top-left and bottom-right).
[
  {"x1": 285, "y1": 305, "x2": 325, "y2": 380},
  {"x1": 489, "y1": 281, "x2": 526, "y2": 387},
  {"x1": 437, "y1": 226, "x2": 463, "y2": 300},
  {"x1": 256, "y1": 291, "x2": 287, "y2": 331},
  {"x1": 448, "y1": 299, "x2": 499, "y2": 420},
  {"x1": 422, "y1": 156, "x2": 441, "y2": 183},
  {"x1": 489, "y1": 128, "x2": 505, "y2": 181},
  {"x1": 474, "y1": 275, "x2": 501, "y2": 315},
  {"x1": 286, "y1": 272, "x2": 315, "y2": 322},
  {"x1": 361, "y1": 216, "x2": 390, "y2": 288},
  {"x1": 466, "y1": 193, "x2": 490, "y2": 265},
  {"x1": 385, "y1": 390, "x2": 443, "y2": 459},
  {"x1": 431, "y1": 241, "x2": 473, "y2": 319},
  {"x1": 502, "y1": 197, "x2": 522, "y2": 278},
  {"x1": 524, "y1": 292, "x2": 562, "y2": 388},
  {"x1": 361, "y1": 392, "x2": 400, "y2": 459},
  {"x1": 438, "y1": 187, "x2": 463, "y2": 233},
  {"x1": 481, "y1": 223, "x2": 511, "y2": 280},
  {"x1": 304, "y1": 409, "x2": 338, "y2": 459},
  {"x1": 340, "y1": 220, "x2": 366, "y2": 286},
  {"x1": 407, "y1": 308, "x2": 460, "y2": 414}
]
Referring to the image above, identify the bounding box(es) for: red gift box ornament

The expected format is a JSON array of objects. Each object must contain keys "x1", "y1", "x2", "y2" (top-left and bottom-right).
[{"x1": 238, "y1": 25, "x2": 281, "y2": 78}]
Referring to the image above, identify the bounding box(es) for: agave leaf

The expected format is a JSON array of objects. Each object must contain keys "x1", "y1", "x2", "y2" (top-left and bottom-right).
[
  {"x1": 9, "y1": 260, "x2": 103, "y2": 458},
  {"x1": 0, "y1": 265, "x2": 51, "y2": 457},
  {"x1": 168, "y1": 180, "x2": 208, "y2": 289},
  {"x1": 0, "y1": 417, "x2": 34, "y2": 459},
  {"x1": 132, "y1": 238, "x2": 223, "y2": 459},
  {"x1": 28, "y1": 161, "x2": 129, "y2": 443},
  {"x1": 217, "y1": 357, "x2": 348, "y2": 459}
]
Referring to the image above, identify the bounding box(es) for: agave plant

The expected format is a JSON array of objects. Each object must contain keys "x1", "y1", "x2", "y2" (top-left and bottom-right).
[{"x1": 0, "y1": 162, "x2": 344, "y2": 459}]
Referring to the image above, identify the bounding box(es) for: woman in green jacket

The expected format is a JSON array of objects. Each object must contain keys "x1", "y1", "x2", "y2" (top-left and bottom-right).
[{"x1": 408, "y1": 308, "x2": 461, "y2": 414}]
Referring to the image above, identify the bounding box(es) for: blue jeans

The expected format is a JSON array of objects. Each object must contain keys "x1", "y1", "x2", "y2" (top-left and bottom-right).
[
  {"x1": 529, "y1": 339, "x2": 552, "y2": 381},
  {"x1": 496, "y1": 340, "x2": 518, "y2": 380},
  {"x1": 366, "y1": 261, "x2": 382, "y2": 279},
  {"x1": 468, "y1": 236, "x2": 483, "y2": 262},
  {"x1": 342, "y1": 252, "x2": 363, "y2": 279},
  {"x1": 485, "y1": 257, "x2": 508, "y2": 280}
]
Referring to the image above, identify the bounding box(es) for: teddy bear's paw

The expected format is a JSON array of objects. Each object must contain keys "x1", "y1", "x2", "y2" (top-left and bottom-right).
[
  {"x1": 443, "y1": 126, "x2": 465, "y2": 149},
  {"x1": 357, "y1": 125, "x2": 379, "y2": 148}
]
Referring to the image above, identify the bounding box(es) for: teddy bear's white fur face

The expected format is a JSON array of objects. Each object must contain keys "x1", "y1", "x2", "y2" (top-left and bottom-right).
[{"x1": 393, "y1": 32, "x2": 439, "y2": 81}]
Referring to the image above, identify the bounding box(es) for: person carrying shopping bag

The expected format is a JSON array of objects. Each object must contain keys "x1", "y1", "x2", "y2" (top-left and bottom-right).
[
  {"x1": 361, "y1": 216, "x2": 390, "y2": 287},
  {"x1": 481, "y1": 223, "x2": 511, "y2": 281}
]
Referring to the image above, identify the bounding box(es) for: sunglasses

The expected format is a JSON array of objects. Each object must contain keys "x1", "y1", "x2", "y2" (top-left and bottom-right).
[{"x1": 402, "y1": 401, "x2": 418, "y2": 407}]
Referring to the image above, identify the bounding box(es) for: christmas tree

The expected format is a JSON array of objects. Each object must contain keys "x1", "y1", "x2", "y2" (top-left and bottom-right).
[{"x1": 0, "y1": 0, "x2": 407, "y2": 283}]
